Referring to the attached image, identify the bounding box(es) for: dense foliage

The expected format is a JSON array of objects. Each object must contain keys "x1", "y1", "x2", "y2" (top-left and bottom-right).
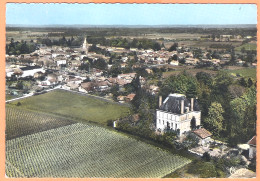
[
  {"x1": 88, "y1": 37, "x2": 162, "y2": 50},
  {"x1": 6, "y1": 39, "x2": 36, "y2": 55}
]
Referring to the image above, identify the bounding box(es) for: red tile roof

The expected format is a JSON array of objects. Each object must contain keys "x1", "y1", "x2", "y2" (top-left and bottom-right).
[
  {"x1": 248, "y1": 136, "x2": 256, "y2": 146},
  {"x1": 192, "y1": 128, "x2": 212, "y2": 139},
  {"x1": 126, "y1": 93, "x2": 136, "y2": 101}
]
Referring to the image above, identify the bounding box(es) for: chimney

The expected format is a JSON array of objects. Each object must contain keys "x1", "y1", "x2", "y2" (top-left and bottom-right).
[
  {"x1": 159, "y1": 96, "x2": 162, "y2": 107},
  {"x1": 191, "y1": 98, "x2": 194, "y2": 112},
  {"x1": 181, "y1": 100, "x2": 184, "y2": 114}
]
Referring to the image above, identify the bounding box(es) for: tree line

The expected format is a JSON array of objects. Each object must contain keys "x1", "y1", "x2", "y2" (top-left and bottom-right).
[
  {"x1": 6, "y1": 39, "x2": 36, "y2": 55},
  {"x1": 87, "y1": 37, "x2": 162, "y2": 51}
]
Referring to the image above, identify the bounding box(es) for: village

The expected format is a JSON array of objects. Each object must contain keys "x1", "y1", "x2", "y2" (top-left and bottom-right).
[{"x1": 5, "y1": 32, "x2": 257, "y2": 178}]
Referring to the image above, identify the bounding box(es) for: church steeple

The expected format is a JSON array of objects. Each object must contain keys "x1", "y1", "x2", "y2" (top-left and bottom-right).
[{"x1": 82, "y1": 37, "x2": 88, "y2": 50}]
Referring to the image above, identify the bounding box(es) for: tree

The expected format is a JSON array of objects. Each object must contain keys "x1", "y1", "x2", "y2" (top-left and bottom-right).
[
  {"x1": 16, "y1": 81, "x2": 24, "y2": 90},
  {"x1": 193, "y1": 48, "x2": 203, "y2": 59},
  {"x1": 190, "y1": 117, "x2": 196, "y2": 130},
  {"x1": 110, "y1": 85, "x2": 119, "y2": 101},
  {"x1": 168, "y1": 43, "x2": 178, "y2": 52},
  {"x1": 212, "y1": 71, "x2": 233, "y2": 95},
  {"x1": 247, "y1": 78, "x2": 253, "y2": 87},
  {"x1": 109, "y1": 63, "x2": 121, "y2": 77},
  {"x1": 202, "y1": 152, "x2": 211, "y2": 162},
  {"x1": 92, "y1": 58, "x2": 107, "y2": 70},
  {"x1": 160, "y1": 72, "x2": 199, "y2": 99},
  {"x1": 204, "y1": 102, "x2": 224, "y2": 136},
  {"x1": 228, "y1": 84, "x2": 246, "y2": 99},
  {"x1": 152, "y1": 42, "x2": 161, "y2": 51},
  {"x1": 196, "y1": 72, "x2": 212, "y2": 87},
  {"x1": 239, "y1": 77, "x2": 248, "y2": 87},
  {"x1": 229, "y1": 48, "x2": 236, "y2": 65},
  {"x1": 172, "y1": 54, "x2": 178, "y2": 60},
  {"x1": 229, "y1": 86, "x2": 256, "y2": 145}
]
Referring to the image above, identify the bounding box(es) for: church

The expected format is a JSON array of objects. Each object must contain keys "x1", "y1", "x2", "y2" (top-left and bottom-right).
[
  {"x1": 82, "y1": 37, "x2": 89, "y2": 53},
  {"x1": 156, "y1": 93, "x2": 201, "y2": 135}
]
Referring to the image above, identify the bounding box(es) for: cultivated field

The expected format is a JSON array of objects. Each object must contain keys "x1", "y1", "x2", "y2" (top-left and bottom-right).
[
  {"x1": 235, "y1": 42, "x2": 257, "y2": 51},
  {"x1": 7, "y1": 89, "x2": 130, "y2": 125},
  {"x1": 6, "y1": 123, "x2": 191, "y2": 178},
  {"x1": 224, "y1": 67, "x2": 256, "y2": 79},
  {"x1": 5, "y1": 106, "x2": 75, "y2": 140}
]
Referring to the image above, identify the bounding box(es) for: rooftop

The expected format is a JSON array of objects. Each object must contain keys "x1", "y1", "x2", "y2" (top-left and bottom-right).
[
  {"x1": 159, "y1": 94, "x2": 200, "y2": 114},
  {"x1": 247, "y1": 136, "x2": 256, "y2": 146},
  {"x1": 192, "y1": 128, "x2": 212, "y2": 139}
]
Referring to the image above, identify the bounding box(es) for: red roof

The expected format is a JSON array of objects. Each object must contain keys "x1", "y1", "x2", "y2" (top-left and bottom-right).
[
  {"x1": 126, "y1": 93, "x2": 136, "y2": 101},
  {"x1": 192, "y1": 128, "x2": 212, "y2": 139},
  {"x1": 248, "y1": 136, "x2": 256, "y2": 146}
]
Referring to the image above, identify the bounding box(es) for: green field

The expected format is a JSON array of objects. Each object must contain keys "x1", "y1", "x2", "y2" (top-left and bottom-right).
[
  {"x1": 224, "y1": 68, "x2": 256, "y2": 79},
  {"x1": 235, "y1": 43, "x2": 257, "y2": 51},
  {"x1": 6, "y1": 123, "x2": 191, "y2": 178},
  {"x1": 7, "y1": 89, "x2": 130, "y2": 125}
]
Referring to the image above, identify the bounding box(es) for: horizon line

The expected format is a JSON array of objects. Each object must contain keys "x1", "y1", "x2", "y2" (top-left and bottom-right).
[{"x1": 6, "y1": 24, "x2": 257, "y2": 28}]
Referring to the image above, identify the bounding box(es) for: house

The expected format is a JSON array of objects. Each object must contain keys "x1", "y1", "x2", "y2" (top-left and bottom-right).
[
  {"x1": 56, "y1": 59, "x2": 67, "y2": 67},
  {"x1": 125, "y1": 93, "x2": 136, "y2": 102},
  {"x1": 247, "y1": 136, "x2": 256, "y2": 159},
  {"x1": 79, "y1": 82, "x2": 94, "y2": 93},
  {"x1": 185, "y1": 58, "x2": 200, "y2": 65},
  {"x1": 33, "y1": 71, "x2": 45, "y2": 79},
  {"x1": 156, "y1": 93, "x2": 201, "y2": 135},
  {"x1": 6, "y1": 65, "x2": 45, "y2": 78},
  {"x1": 192, "y1": 128, "x2": 212, "y2": 146},
  {"x1": 117, "y1": 95, "x2": 125, "y2": 103},
  {"x1": 170, "y1": 60, "x2": 179, "y2": 66},
  {"x1": 94, "y1": 81, "x2": 110, "y2": 91},
  {"x1": 67, "y1": 81, "x2": 80, "y2": 90}
]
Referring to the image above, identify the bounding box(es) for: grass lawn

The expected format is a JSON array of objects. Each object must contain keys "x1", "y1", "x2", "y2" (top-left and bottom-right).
[
  {"x1": 6, "y1": 94, "x2": 18, "y2": 101},
  {"x1": 163, "y1": 68, "x2": 217, "y2": 78},
  {"x1": 7, "y1": 89, "x2": 130, "y2": 125},
  {"x1": 235, "y1": 43, "x2": 257, "y2": 52},
  {"x1": 224, "y1": 68, "x2": 256, "y2": 80}
]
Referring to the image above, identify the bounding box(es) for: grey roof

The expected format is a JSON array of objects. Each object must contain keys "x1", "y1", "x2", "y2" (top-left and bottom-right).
[{"x1": 159, "y1": 94, "x2": 200, "y2": 114}]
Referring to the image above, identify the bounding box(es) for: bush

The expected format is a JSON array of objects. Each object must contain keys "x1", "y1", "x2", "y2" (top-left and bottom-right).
[
  {"x1": 248, "y1": 158, "x2": 256, "y2": 172},
  {"x1": 187, "y1": 160, "x2": 218, "y2": 178},
  {"x1": 16, "y1": 102, "x2": 21, "y2": 106},
  {"x1": 202, "y1": 152, "x2": 211, "y2": 162},
  {"x1": 106, "y1": 119, "x2": 114, "y2": 127}
]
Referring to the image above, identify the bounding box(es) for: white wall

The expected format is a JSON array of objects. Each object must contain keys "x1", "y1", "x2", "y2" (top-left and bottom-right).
[{"x1": 156, "y1": 110, "x2": 201, "y2": 134}]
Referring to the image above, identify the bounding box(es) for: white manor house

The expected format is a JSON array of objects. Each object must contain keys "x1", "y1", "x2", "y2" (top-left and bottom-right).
[{"x1": 156, "y1": 93, "x2": 201, "y2": 135}]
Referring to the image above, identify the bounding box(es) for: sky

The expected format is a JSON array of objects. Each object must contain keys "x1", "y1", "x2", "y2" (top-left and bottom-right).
[{"x1": 6, "y1": 3, "x2": 257, "y2": 26}]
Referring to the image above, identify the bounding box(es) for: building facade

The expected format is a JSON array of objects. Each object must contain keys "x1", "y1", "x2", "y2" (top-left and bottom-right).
[{"x1": 156, "y1": 93, "x2": 201, "y2": 135}]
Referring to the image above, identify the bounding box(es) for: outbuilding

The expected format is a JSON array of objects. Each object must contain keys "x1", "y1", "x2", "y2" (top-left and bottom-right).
[{"x1": 192, "y1": 128, "x2": 212, "y2": 146}]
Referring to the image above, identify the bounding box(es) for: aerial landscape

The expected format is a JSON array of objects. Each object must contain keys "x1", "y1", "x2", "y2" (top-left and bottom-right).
[{"x1": 5, "y1": 3, "x2": 257, "y2": 178}]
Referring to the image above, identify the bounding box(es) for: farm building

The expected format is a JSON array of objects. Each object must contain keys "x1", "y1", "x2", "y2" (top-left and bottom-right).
[
  {"x1": 156, "y1": 93, "x2": 201, "y2": 135},
  {"x1": 247, "y1": 136, "x2": 256, "y2": 159},
  {"x1": 191, "y1": 128, "x2": 212, "y2": 146}
]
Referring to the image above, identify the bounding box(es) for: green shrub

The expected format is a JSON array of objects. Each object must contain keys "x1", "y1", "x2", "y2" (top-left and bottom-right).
[
  {"x1": 107, "y1": 119, "x2": 114, "y2": 127},
  {"x1": 188, "y1": 160, "x2": 218, "y2": 178}
]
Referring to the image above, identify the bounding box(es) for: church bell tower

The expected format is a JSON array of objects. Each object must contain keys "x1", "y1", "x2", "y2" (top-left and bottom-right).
[{"x1": 82, "y1": 37, "x2": 88, "y2": 53}]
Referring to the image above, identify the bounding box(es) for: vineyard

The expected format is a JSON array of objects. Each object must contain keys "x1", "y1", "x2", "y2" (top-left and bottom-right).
[
  {"x1": 6, "y1": 123, "x2": 191, "y2": 178},
  {"x1": 6, "y1": 106, "x2": 75, "y2": 140}
]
